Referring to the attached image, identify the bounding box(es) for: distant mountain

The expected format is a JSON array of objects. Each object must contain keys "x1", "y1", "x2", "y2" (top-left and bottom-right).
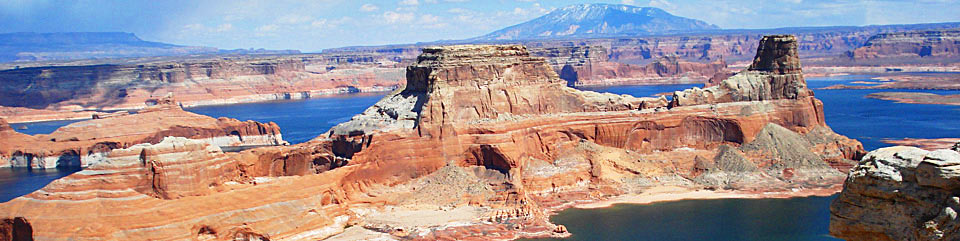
[
  {"x1": 0, "y1": 32, "x2": 299, "y2": 63},
  {"x1": 473, "y1": 4, "x2": 719, "y2": 41}
]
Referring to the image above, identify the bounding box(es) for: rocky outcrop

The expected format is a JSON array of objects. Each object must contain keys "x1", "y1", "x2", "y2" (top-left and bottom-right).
[
  {"x1": 670, "y1": 35, "x2": 813, "y2": 107},
  {"x1": 830, "y1": 143, "x2": 960, "y2": 240},
  {"x1": 0, "y1": 37, "x2": 862, "y2": 240},
  {"x1": 0, "y1": 97, "x2": 285, "y2": 169}
]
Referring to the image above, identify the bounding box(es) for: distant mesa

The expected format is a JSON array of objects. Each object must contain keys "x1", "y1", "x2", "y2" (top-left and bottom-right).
[
  {"x1": 0, "y1": 32, "x2": 299, "y2": 63},
  {"x1": 473, "y1": 3, "x2": 719, "y2": 41}
]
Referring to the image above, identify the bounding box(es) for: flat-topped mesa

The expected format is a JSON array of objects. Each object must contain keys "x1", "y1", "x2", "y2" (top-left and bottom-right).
[
  {"x1": 404, "y1": 45, "x2": 563, "y2": 92},
  {"x1": 329, "y1": 44, "x2": 651, "y2": 136},
  {"x1": 670, "y1": 35, "x2": 813, "y2": 107}
]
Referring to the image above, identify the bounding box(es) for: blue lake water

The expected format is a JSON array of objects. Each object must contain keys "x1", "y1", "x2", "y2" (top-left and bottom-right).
[
  {"x1": 7, "y1": 119, "x2": 83, "y2": 135},
  {"x1": 524, "y1": 195, "x2": 839, "y2": 241},
  {"x1": 4, "y1": 76, "x2": 960, "y2": 239},
  {"x1": 185, "y1": 92, "x2": 386, "y2": 145}
]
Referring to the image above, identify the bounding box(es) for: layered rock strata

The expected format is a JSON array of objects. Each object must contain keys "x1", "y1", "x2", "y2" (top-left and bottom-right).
[
  {"x1": 0, "y1": 36, "x2": 863, "y2": 240},
  {"x1": 530, "y1": 46, "x2": 727, "y2": 86},
  {"x1": 830, "y1": 142, "x2": 960, "y2": 240},
  {"x1": 0, "y1": 54, "x2": 403, "y2": 123},
  {"x1": 670, "y1": 35, "x2": 813, "y2": 107},
  {"x1": 0, "y1": 97, "x2": 285, "y2": 169},
  {"x1": 847, "y1": 29, "x2": 960, "y2": 63}
]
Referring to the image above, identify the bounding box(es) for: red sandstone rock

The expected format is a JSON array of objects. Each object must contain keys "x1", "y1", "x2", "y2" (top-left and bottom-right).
[
  {"x1": 0, "y1": 217, "x2": 32, "y2": 241},
  {"x1": 0, "y1": 36, "x2": 862, "y2": 240},
  {"x1": 0, "y1": 98, "x2": 285, "y2": 169},
  {"x1": 847, "y1": 29, "x2": 960, "y2": 62}
]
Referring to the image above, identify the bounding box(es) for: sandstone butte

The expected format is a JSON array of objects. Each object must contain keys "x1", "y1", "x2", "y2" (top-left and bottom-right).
[
  {"x1": 830, "y1": 141, "x2": 960, "y2": 240},
  {"x1": 0, "y1": 94, "x2": 286, "y2": 169},
  {"x1": 0, "y1": 35, "x2": 865, "y2": 240}
]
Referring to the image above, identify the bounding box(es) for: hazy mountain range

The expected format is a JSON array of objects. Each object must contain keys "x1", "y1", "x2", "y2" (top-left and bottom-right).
[{"x1": 473, "y1": 4, "x2": 719, "y2": 40}]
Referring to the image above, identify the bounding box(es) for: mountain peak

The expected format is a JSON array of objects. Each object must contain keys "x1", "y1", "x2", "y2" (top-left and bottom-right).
[{"x1": 473, "y1": 3, "x2": 718, "y2": 41}]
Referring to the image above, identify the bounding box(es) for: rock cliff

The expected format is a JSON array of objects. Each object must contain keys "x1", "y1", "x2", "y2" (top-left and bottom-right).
[
  {"x1": 0, "y1": 36, "x2": 863, "y2": 240},
  {"x1": 530, "y1": 46, "x2": 727, "y2": 86},
  {"x1": 670, "y1": 35, "x2": 813, "y2": 107},
  {"x1": 830, "y1": 142, "x2": 960, "y2": 240},
  {"x1": 846, "y1": 29, "x2": 960, "y2": 64},
  {"x1": 0, "y1": 96, "x2": 285, "y2": 169}
]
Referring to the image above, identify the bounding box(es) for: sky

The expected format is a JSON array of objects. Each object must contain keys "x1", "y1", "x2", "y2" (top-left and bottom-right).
[{"x1": 1, "y1": 0, "x2": 959, "y2": 52}]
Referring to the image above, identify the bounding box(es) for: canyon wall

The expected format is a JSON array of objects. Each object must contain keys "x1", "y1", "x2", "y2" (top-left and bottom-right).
[
  {"x1": 530, "y1": 46, "x2": 727, "y2": 86},
  {"x1": 0, "y1": 54, "x2": 404, "y2": 123},
  {"x1": 846, "y1": 29, "x2": 960, "y2": 64},
  {"x1": 0, "y1": 36, "x2": 864, "y2": 240}
]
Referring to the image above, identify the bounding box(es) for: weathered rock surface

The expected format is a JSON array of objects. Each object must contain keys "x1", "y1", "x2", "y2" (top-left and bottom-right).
[
  {"x1": 0, "y1": 97, "x2": 285, "y2": 169},
  {"x1": 0, "y1": 217, "x2": 32, "y2": 241},
  {"x1": 830, "y1": 143, "x2": 960, "y2": 241},
  {"x1": 670, "y1": 35, "x2": 813, "y2": 107},
  {"x1": 530, "y1": 46, "x2": 727, "y2": 86},
  {"x1": 0, "y1": 36, "x2": 863, "y2": 240}
]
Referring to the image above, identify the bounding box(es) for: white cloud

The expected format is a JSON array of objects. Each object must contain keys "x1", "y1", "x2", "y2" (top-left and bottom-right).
[
  {"x1": 277, "y1": 14, "x2": 313, "y2": 24},
  {"x1": 383, "y1": 11, "x2": 415, "y2": 23},
  {"x1": 360, "y1": 3, "x2": 379, "y2": 12},
  {"x1": 420, "y1": 14, "x2": 447, "y2": 28},
  {"x1": 399, "y1": 0, "x2": 419, "y2": 6},
  {"x1": 256, "y1": 24, "x2": 279, "y2": 32},
  {"x1": 622, "y1": 0, "x2": 635, "y2": 5},
  {"x1": 648, "y1": 0, "x2": 677, "y2": 12},
  {"x1": 216, "y1": 23, "x2": 233, "y2": 32}
]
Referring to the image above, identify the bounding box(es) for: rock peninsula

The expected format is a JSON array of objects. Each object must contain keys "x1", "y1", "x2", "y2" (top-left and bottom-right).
[
  {"x1": 0, "y1": 95, "x2": 285, "y2": 169},
  {"x1": 0, "y1": 35, "x2": 864, "y2": 240}
]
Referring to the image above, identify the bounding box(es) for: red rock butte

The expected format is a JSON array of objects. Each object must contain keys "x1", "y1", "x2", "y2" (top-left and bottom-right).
[{"x1": 0, "y1": 35, "x2": 864, "y2": 240}]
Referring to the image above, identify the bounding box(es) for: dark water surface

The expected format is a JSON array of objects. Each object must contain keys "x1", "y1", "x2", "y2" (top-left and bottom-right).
[
  {"x1": 806, "y1": 76, "x2": 960, "y2": 150},
  {"x1": 4, "y1": 76, "x2": 960, "y2": 239},
  {"x1": 8, "y1": 119, "x2": 83, "y2": 135},
  {"x1": 524, "y1": 195, "x2": 839, "y2": 241},
  {"x1": 185, "y1": 92, "x2": 386, "y2": 145},
  {"x1": 0, "y1": 166, "x2": 80, "y2": 202}
]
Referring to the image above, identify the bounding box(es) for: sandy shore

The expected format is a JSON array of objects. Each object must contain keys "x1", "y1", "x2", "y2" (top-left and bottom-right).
[{"x1": 574, "y1": 185, "x2": 843, "y2": 209}]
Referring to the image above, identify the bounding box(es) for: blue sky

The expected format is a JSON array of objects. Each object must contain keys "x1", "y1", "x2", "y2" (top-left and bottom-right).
[{"x1": 2, "y1": 0, "x2": 959, "y2": 51}]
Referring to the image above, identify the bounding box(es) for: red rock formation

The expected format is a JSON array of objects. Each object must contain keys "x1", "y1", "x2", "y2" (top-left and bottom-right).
[
  {"x1": 847, "y1": 29, "x2": 960, "y2": 63},
  {"x1": 0, "y1": 98, "x2": 285, "y2": 169},
  {"x1": 0, "y1": 217, "x2": 32, "y2": 241},
  {"x1": 670, "y1": 35, "x2": 813, "y2": 107},
  {"x1": 0, "y1": 36, "x2": 863, "y2": 240}
]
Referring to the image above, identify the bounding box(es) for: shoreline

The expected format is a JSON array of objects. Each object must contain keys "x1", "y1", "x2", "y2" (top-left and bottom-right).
[
  {"x1": 3, "y1": 89, "x2": 395, "y2": 124},
  {"x1": 571, "y1": 185, "x2": 843, "y2": 209}
]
